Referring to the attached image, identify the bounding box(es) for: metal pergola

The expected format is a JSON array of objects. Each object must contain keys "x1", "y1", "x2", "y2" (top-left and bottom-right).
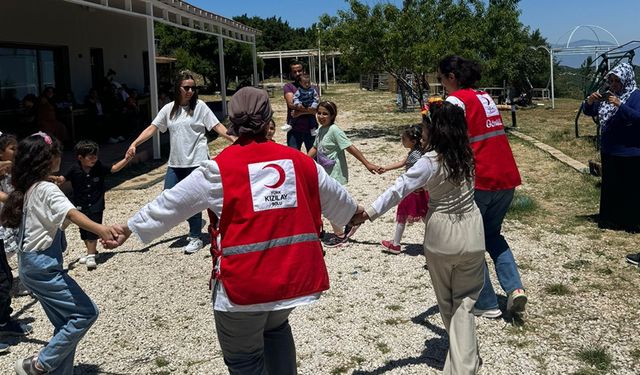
[{"x1": 257, "y1": 49, "x2": 341, "y2": 96}]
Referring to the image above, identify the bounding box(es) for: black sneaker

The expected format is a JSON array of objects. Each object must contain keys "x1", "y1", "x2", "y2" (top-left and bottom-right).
[
  {"x1": 0, "y1": 342, "x2": 8, "y2": 353},
  {"x1": 0, "y1": 321, "x2": 33, "y2": 336},
  {"x1": 322, "y1": 233, "x2": 349, "y2": 248},
  {"x1": 626, "y1": 253, "x2": 640, "y2": 266}
]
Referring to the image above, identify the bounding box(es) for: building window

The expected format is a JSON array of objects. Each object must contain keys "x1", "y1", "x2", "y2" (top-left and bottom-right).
[{"x1": 0, "y1": 47, "x2": 57, "y2": 110}]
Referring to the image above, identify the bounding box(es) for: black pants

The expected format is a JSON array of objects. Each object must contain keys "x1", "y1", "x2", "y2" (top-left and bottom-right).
[
  {"x1": 599, "y1": 153, "x2": 640, "y2": 232},
  {"x1": 0, "y1": 240, "x2": 12, "y2": 324}
]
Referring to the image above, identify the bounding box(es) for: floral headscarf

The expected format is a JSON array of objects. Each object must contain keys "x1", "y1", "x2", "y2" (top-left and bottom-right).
[{"x1": 598, "y1": 63, "x2": 638, "y2": 127}]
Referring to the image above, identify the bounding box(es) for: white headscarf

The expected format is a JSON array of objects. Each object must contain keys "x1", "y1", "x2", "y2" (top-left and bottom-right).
[{"x1": 598, "y1": 63, "x2": 638, "y2": 128}]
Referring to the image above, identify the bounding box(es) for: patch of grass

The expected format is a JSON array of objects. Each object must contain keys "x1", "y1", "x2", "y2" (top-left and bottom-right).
[
  {"x1": 544, "y1": 283, "x2": 572, "y2": 296},
  {"x1": 384, "y1": 317, "x2": 406, "y2": 325},
  {"x1": 596, "y1": 267, "x2": 613, "y2": 275},
  {"x1": 572, "y1": 367, "x2": 600, "y2": 375},
  {"x1": 518, "y1": 262, "x2": 536, "y2": 271},
  {"x1": 322, "y1": 350, "x2": 337, "y2": 357},
  {"x1": 563, "y1": 259, "x2": 591, "y2": 270},
  {"x1": 350, "y1": 355, "x2": 366, "y2": 365},
  {"x1": 154, "y1": 357, "x2": 170, "y2": 367},
  {"x1": 386, "y1": 304, "x2": 402, "y2": 311},
  {"x1": 576, "y1": 346, "x2": 613, "y2": 372},
  {"x1": 507, "y1": 192, "x2": 538, "y2": 219},
  {"x1": 376, "y1": 341, "x2": 391, "y2": 354},
  {"x1": 330, "y1": 365, "x2": 351, "y2": 375}
]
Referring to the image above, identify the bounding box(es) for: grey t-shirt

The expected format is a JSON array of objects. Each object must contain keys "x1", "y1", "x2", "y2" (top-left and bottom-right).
[{"x1": 152, "y1": 100, "x2": 220, "y2": 168}]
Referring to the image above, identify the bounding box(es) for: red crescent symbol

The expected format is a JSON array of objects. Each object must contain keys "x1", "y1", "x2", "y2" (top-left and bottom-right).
[{"x1": 263, "y1": 163, "x2": 286, "y2": 189}]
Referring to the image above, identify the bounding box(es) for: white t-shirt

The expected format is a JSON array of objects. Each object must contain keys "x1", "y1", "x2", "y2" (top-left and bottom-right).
[
  {"x1": 21, "y1": 182, "x2": 75, "y2": 252},
  {"x1": 152, "y1": 100, "x2": 220, "y2": 168}
]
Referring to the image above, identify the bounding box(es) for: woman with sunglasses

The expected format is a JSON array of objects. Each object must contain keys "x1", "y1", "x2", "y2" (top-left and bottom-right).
[
  {"x1": 583, "y1": 63, "x2": 640, "y2": 263},
  {"x1": 126, "y1": 71, "x2": 235, "y2": 254},
  {"x1": 437, "y1": 55, "x2": 526, "y2": 320}
]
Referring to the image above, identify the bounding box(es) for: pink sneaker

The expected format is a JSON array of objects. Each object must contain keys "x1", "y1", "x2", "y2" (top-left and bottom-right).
[{"x1": 381, "y1": 240, "x2": 401, "y2": 254}]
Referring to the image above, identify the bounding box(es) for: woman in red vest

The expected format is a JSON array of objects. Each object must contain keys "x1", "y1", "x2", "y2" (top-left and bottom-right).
[
  {"x1": 438, "y1": 55, "x2": 527, "y2": 319},
  {"x1": 104, "y1": 87, "x2": 361, "y2": 374}
]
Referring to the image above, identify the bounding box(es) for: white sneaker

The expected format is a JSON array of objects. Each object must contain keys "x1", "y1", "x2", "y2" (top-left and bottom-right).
[
  {"x1": 85, "y1": 255, "x2": 97, "y2": 270},
  {"x1": 184, "y1": 237, "x2": 203, "y2": 254},
  {"x1": 472, "y1": 307, "x2": 502, "y2": 319},
  {"x1": 280, "y1": 124, "x2": 292, "y2": 132},
  {"x1": 79, "y1": 256, "x2": 87, "y2": 264}
]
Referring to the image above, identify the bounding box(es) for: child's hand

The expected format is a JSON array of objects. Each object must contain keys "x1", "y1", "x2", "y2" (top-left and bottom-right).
[
  {"x1": 377, "y1": 167, "x2": 387, "y2": 174},
  {"x1": 96, "y1": 224, "x2": 118, "y2": 243},
  {"x1": 101, "y1": 224, "x2": 132, "y2": 249},
  {"x1": 350, "y1": 206, "x2": 369, "y2": 226},
  {"x1": 366, "y1": 163, "x2": 382, "y2": 174},
  {"x1": 126, "y1": 145, "x2": 136, "y2": 159}
]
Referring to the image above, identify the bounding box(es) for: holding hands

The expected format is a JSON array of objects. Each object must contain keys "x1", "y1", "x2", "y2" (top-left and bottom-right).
[
  {"x1": 126, "y1": 145, "x2": 137, "y2": 159},
  {"x1": 350, "y1": 205, "x2": 369, "y2": 227},
  {"x1": 101, "y1": 224, "x2": 132, "y2": 249},
  {"x1": 365, "y1": 162, "x2": 383, "y2": 174}
]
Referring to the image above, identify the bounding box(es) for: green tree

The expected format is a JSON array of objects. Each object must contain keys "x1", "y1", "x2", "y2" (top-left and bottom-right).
[
  {"x1": 154, "y1": 22, "x2": 259, "y2": 90},
  {"x1": 326, "y1": 0, "x2": 549, "y2": 106}
]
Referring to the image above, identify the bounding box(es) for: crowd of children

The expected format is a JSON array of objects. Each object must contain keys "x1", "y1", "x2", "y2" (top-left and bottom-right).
[{"x1": 0, "y1": 61, "x2": 529, "y2": 374}]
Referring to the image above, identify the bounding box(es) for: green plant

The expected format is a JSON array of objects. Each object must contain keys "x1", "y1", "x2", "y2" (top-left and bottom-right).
[
  {"x1": 155, "y1": 357, "x2": 170, "y2": 367},
  {"x1": 576, "y1": 346, "x2": 613, "y2": 372},
  {"x1": 376, "y1": 341, "x2": 391, "y2": 354},
  {"x1": 508, "y1": 192, "x2": 538, "y2": 218},
  {"x1": 544, "y1": 283, "x2": 572, "y2": 296}
]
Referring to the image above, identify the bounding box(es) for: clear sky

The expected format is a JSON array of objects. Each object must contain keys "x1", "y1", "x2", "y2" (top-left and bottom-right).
[{"x1": 187, "y1": 0, "x2": 639, "y2": 46}]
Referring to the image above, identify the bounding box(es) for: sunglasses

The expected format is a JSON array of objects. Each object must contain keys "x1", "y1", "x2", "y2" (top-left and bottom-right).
[{"x1": 181, "y1": 86, "x2": 196, "y2": 92}]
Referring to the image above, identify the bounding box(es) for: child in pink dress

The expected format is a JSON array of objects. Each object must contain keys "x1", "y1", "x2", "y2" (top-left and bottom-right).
[{"x1": 379, "y1": 124, "x2": 429, "y2": 254}]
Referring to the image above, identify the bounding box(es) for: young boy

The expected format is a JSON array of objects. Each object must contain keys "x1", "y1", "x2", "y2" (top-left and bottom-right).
[{"x1": 60, "y1": 140, "x2": 131, "y2": 270}]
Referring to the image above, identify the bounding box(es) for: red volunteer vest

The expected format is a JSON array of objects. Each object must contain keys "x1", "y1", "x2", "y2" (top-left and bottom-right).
[
  {"x1": 210, "y1": 139, "x2": 329, "y2": 305},
  {"x1": 452, "y1": 88, "x2": 521, "y2": 191}
]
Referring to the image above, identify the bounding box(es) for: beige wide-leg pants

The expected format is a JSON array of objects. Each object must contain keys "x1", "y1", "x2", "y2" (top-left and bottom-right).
[{"x1": 424, "y1": 210, "x2": 485, "y2": 375}]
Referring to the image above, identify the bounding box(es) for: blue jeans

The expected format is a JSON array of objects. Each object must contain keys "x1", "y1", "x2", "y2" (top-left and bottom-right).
[
  {"x1": 165, "y1": 166, "x2": 202, "y2": 237},
  {"x1": 18, "y1": 231, "x2": 99, "y2": 374},
  {"x1": 286, "y1": 130, "x2": 315, "y2": 153},
  {"x1": 474, "y1": 189, "x2": 524, "y2": 310}
]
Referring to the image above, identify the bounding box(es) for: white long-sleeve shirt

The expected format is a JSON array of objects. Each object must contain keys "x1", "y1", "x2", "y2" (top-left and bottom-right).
[{"x1": 128, "y1": 159, "x2": 358, "y2": 311}]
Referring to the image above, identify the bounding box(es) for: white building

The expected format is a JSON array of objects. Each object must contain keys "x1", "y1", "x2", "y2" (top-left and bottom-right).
[{"x1": 0, "y1": 0, "x2": 259, "y2": 157}]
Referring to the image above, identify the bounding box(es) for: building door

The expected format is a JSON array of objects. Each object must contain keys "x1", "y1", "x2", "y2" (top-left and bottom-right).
[{"x1": 90, "y1": 48, "x2": 104, "y2": 89}]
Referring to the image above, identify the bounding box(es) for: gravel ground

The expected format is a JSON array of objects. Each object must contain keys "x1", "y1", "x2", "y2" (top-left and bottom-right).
[{"x1": 1, "y1": 85, "x2": 639, "y2": 374}]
